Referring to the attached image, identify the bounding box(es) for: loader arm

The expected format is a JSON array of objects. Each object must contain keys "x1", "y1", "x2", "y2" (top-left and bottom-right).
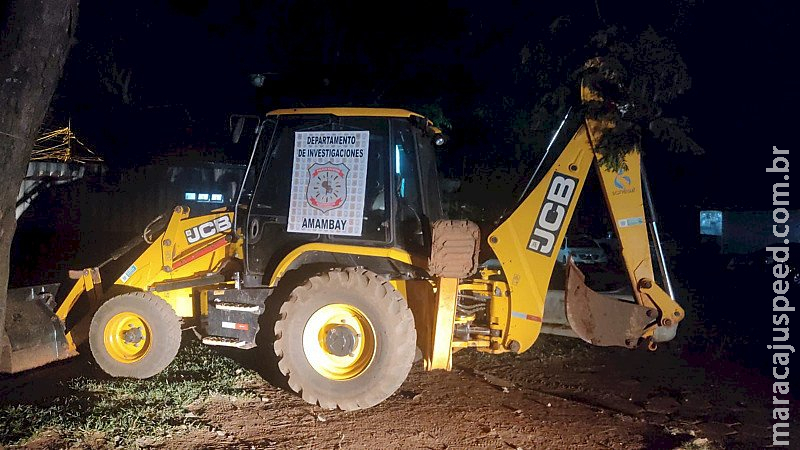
[
  {"x1": 486, "y1": 90, "x2": 683, "y2": 353},
  {"x1": 1, "y1": 206, "x2": 240, "y2": 374}
]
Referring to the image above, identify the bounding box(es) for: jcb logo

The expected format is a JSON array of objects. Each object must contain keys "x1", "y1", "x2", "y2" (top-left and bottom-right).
[
  {"x1": 185, "y1": 215, "x2": 232, "y2": 244},
  {"x1": 527, "y1": 173, "x2": 577, "y2": 256}
]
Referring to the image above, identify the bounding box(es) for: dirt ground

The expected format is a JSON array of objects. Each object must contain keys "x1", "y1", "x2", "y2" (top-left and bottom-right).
[
  {"x1": 2, "y1": 238, "x2": 791, "y2": 450},
  {"x1": 3, "y1": 332, "x2": 783, "y2": 450}
]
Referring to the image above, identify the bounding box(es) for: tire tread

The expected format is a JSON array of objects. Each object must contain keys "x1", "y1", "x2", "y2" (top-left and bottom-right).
[{"x1": 273, "y1": 268, "x2": 416, "y2": 411}]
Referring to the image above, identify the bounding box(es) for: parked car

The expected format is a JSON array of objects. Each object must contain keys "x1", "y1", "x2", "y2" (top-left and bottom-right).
[
  {"x1": 726, "y1": 242, "x2": 800, "y2": 287},
  {"x1": 557, "y1": 235, "x2": 608, "y2": 265}
]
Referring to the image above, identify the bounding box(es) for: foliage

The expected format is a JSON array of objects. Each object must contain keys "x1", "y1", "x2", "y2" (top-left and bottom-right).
[
  {"x1": 582, "y1": 26, "x2": 703, "y2": 171},
  {"x1": 414, "y1": 101, "x2": 453, "y2": 132},
  {"x1": 449, "y1": 5, "x2": 703, "y2": 193}
]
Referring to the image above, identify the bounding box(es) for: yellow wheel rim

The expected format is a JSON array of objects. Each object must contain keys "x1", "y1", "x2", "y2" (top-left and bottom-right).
[
  {"x1": 302, "y1": 304, "x2": 376, "y2": 380},
  {"x1": 104, "y1": 311, "x2": 152, "y2": 363}
]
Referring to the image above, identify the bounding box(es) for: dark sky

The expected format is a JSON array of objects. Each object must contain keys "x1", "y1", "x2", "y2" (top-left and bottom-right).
[{"x1": 52, "y1": 0, "x2": 796, "y2": 216}]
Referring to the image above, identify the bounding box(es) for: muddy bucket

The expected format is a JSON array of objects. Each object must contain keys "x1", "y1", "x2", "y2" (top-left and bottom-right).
[
  {"x1": 1, "y1": 283, "x2": 75, "y2": 373},
  {"x1": 564, "y1": 259, "x2": 652, "y2": 348}
]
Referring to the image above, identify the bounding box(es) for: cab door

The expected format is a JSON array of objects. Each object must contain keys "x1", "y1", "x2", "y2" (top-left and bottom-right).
[
  {"x1": 390, "y1": 118, "x2": 444, "y2": 257},
  {"x1": 244, "y1": 115, "x2": 392, "y2": 282}
]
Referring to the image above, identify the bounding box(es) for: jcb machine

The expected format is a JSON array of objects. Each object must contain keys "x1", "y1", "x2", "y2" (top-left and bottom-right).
[{"x1": 2, "y1": 80, "x2": 683, "y2": 410}]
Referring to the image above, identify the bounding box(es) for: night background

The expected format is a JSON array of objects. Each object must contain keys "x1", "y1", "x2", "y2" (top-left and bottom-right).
[
  {"x1": 36, "y1": 0, "x2": 797, "y2": 233},
  {"x1": 2, "y1": 0, "x2": 798, "y2": 447},
  {"x1": 32, "y1": 0, "x2": 790, "y2": 198}
]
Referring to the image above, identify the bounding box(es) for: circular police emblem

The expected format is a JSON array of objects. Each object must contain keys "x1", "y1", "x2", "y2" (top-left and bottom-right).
[{"x1": 307, "y1": 162, "x2": 349, "y2": 212}]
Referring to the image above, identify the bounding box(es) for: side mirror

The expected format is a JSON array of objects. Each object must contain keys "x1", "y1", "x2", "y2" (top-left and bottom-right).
[
  {"x1": 231, "y1": 116, "x2": 245, "y2": 144},
  {"x1": 229, "y1": 114, "x2": 261, "y2": 144}
]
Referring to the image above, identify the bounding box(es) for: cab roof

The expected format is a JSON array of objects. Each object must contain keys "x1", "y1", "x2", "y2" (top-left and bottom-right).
[{"x1": 266, "y1": 107, "x2": 423, "y2": 119}]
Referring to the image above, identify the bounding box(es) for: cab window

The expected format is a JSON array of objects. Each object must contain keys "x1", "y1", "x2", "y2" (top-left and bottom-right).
[{"x1": 391, "y1": 120, "x2": 425, "y2": 251}]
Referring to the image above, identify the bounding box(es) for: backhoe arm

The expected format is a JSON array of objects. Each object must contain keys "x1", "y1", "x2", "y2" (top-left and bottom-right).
[
  {"x1": 486, "y1": 89, "x2": 683, "y2": 353},
  {"x1": 592, "y1": 137, "x2": 684, "y2": 345},
  {"x1": 487, "y1": 121, "x2": 595, "y2": 353}
]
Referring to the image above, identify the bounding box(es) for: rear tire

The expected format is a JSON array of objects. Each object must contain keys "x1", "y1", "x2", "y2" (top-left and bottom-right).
[
  {"x1": 273, "y1": 268, "x2": 416, "y2": 411},
  {"x1": 89, "y1": 292, "x2": 181, "y2": 378}
]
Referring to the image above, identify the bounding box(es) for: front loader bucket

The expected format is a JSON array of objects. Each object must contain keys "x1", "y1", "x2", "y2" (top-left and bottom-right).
[
  {"x1": 564, "y1": 260, "x2": 652, "y2": 348},
  {"x1": 1, "y1": 284, "x2": 75, "y2": 374}
]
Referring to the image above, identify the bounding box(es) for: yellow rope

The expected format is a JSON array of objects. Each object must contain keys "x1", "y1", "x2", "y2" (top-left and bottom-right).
[{"x1": 32, "y1": 123, "x2": 103, "y2": 163}]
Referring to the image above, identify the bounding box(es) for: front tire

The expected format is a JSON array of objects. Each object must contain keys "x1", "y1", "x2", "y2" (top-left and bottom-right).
[
  {"x1": 89, "y1": 292, "x2": 181, "y2": 378},
  {"x1": 273, "y1": 268, "x2": 416, "y2": 411}
]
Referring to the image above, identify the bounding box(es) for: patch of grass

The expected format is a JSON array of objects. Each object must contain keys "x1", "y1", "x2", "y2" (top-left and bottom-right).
[
  {"x1": 677, "y1": 438, "x2": 715, "y2": 450},
  {"x1": 0, "y1": 338, "x2": 259, "y2": 447}
]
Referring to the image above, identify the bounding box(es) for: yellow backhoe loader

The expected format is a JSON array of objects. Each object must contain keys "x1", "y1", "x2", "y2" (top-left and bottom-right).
[{"x1": 2, "y1": 76, "x2": 683, "y2": 410}]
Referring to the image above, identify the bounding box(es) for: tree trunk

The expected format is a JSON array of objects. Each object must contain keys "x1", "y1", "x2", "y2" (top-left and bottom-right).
[{"x1": 0, "y1": 0, "x2": 79, "y2": 369}]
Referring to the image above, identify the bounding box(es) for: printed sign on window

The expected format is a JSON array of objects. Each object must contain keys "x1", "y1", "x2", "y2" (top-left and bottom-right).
[{"x1": 287, "y1": 131, "x2": 369, "y2": 236}]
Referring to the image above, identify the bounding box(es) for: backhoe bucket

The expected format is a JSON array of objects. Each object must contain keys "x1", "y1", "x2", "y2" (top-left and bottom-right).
[
  {"x1": 564, "y1": 260, "x2": 652, "y2": 348},
  {"x1": 1, "y1": 284, "x2": 75, "y2": 374}
]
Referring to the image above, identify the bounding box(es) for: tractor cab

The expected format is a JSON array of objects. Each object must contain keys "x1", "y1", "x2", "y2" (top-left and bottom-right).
[{"x1": 236, "y1": 109, "x2": 445, "y2": 287}]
